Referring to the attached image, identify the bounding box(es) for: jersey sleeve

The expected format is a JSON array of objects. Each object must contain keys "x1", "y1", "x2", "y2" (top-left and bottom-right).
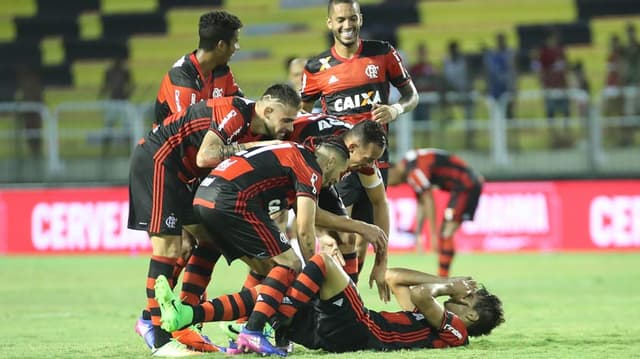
[
  {"x1": 209, "y1": 103, "x2": 248, "y2": 144},
  {"x1": 407, "y1": 167, "x2": 431, "y2": 194},
  {"x1": 385, "y1": 44, "x2": 412, "y2": 88},
  {"x1": 158, "y1": 73, "x2": 199, "y2": 115},
  {"x1": 300, "y1": 65, "x2": 322, "y2": 103},
  {"x1": 292, "y1": 151, "x2": 322, "y2": 200},
  {"x1": 226, "y1": 69, "x2": 244, "y2": 97},
  {"x1": 437, "y1": 311, "x2": 469, "y2": 347}
]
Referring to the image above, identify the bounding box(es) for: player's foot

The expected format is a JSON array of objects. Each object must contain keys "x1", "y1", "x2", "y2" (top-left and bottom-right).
[
  {"x1": 236, "y1": 328, "x2": 286, "y2": 357},
  {"x1": 172, "y1": 326, "x2": 221, "y2": 353},
  {"x1": 134, "y1": 316, "x2": 155, "y2": 349},
  {"x1": 151, "y1": 339, "x2": 201, "y2": 357},
  {"x1": 154, "y1": 275, "x2": 194, "y2": 332},
  {"x1": 220, "y1": 321, "x2": 274, "y2": 341}
]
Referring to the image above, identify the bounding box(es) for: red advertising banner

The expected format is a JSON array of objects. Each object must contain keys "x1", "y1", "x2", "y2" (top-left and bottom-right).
[
  {"x1": 0, "y1": 180, "x2": 639, "y2": 254},
  {"x1": 388, "y1": 180, "x2": 640, "y2": 252},
  {"x1": 0, "y1": 187, "x2": 150, "y2": 254}
]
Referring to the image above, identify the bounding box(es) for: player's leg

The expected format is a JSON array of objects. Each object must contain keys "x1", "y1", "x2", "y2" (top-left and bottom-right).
[{"x1": 178, "y1": 224, "x2": 222, "y2": 306}]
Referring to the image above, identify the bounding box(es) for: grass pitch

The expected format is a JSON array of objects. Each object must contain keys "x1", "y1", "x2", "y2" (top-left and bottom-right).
[{"x1": 1, "y1": 252, "x2": 639, "y2": 358}]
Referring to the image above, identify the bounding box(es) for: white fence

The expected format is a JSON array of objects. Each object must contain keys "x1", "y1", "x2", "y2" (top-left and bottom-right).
[{"x1": 0, "y1": 89, "x2": 639, "y2": 183}]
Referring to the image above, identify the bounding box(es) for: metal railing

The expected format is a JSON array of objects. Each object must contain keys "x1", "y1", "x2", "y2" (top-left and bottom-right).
[{"x1": 1, "y1": 89, "x2": 639, "y2": 183}]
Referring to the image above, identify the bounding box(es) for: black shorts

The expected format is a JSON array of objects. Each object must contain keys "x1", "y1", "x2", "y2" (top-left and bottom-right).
[
  {"x1": 127, "y1": 144, "x2": 197, "y2": 235},
  {"x1": 318, "y1": 185, "x2": 347, "y2": 216},
  {"x1": 287, "y1": 283, "x2": 370, "y2": 353},
  {"x1": 446, "y1": 181, "x2": 483, "y2": 222},
  {"x1": 334, "y1": 168, "x2": 388, "y2": 223},
  {"x1": 194, "y1": 205, "x2": 289, "y2": 264}
]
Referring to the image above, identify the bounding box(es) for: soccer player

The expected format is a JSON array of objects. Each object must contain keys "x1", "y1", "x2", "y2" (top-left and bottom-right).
[
  {"x1": 155, "y1": 252, "x2": 504, "y2": 354},
  {"x1": 190, "y1": 137, "x2": 351, "y2": 356},
  {"x1": 300, "y1": 0, "x2": 419, "y2": 276},
  {"x1": 154, "y1": 10, "x2": 244, "y2": 126},
  {"x1": 288, "y1": 114, "x2": 390, "y2": 293},
  {"x1": 129, "y1": 84, "x2": 300, "y2": 356},
  {"x1": 388, "y1": 148, "x2": 484, "y2": 277}
]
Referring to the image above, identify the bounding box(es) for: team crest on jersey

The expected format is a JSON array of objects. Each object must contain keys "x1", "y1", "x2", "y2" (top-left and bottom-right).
[
  {"x1": 165, "y1": 214, "x2": 178, "y2": 229},
  {"x1": 334, "y1": 90, "x2": 382, "y2": 112},
  {"x1": 365, "y1": 64, "x2": 379, "y2": 79},
  {"x1": 212, "y1": 88, "x2": 224, "y2": 97},
  {"x1": 319, "y1": 56, "x2": 332, "y2": 71}
]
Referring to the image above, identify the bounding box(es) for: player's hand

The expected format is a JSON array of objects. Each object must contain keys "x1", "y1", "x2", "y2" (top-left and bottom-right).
[
  {"x1": 448, "y1": 279, "x2": 477, "y2": 300},
  {"x1": 371, "y1": 103, "x2": 400, "y2": 124},
  {"x1": 319, "y1": 235, "x2": 345, "y2": 266},
  {"x1": 357, "y1": 222, "x2": 387, "y2": 253},
  {"x1": 369, "y1": 264, "x2": 391, "y2": 303}
]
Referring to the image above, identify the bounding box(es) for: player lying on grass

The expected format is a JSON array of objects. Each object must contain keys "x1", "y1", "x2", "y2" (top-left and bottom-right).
[{"x1": 155, "y1": 252, "x2": 504, "y2": 356}]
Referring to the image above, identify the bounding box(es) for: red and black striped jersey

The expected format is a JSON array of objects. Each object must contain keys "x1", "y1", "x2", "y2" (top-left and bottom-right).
[
  {"x1": 403, "y1": 148, "x2": 482, "y2": 193},
  {"x1": 154, "y1": 51, "x2": 243, "y2": 125},
  {"x1": 301, "y1": 39, "x2": 411, "y2": 125},
  {"x1": 144, "y1": 96, "x2": 256, "y2": 182},
  {"x1": 195, "y1": 142, "x2": 322, "y2": 213},
  {"x1": 367, "y1": 309, "x2": 469, "y2": 349},
  {"x1": 287, "y1": 113, "x2": 352, "y2": 143}
]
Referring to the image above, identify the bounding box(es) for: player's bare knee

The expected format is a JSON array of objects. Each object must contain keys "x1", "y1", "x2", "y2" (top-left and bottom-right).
[{"x1": 150, "y1": 234, "x2": 182, "y2": 257}]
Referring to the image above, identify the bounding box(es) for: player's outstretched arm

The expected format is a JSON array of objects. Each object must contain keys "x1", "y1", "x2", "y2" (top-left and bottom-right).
[
  {"x1": 296, "y1": 196, "x2": 317, "y2": 261},
  {"x1": 196, "y1": 131, "x2": 283, "y2": 169},
  {"x1": 315, "y1": 208, "x2": 387, "y2": 252}
]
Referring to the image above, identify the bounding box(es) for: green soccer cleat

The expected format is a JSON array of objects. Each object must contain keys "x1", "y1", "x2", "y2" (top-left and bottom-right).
[{"x1": 155, "y1": 275, "x2": 194, "y2": 332}]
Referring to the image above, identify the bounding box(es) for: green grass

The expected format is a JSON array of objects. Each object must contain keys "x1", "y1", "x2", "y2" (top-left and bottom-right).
[{"x1": 1, "y1": 253, "x2": 639, "y2": 358}]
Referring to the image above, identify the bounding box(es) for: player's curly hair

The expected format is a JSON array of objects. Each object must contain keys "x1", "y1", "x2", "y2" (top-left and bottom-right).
[
  {"x1": 466, "y1": 287, "x2": 505, "y2": 337},
  {"x1": 199, "y1": 10, "x2": 243, "y2": 50},
  {"x1": 261, "y1": 83, "x2": 301, "y2": 110},
  {"x1": 346, "y1": 120, "x2": 386, "y2": 151}
]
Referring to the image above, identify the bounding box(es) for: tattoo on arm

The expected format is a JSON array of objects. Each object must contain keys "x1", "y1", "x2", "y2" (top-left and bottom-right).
[{"x1": 218, "y1": 143, "x2": 247, "y2": 160}]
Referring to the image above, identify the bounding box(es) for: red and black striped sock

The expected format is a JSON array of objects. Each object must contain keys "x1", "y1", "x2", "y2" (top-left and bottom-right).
[
  {"x1": 279, "y1": 255, "x2": 327, "y2": 320},
  {"x1": 342, "y1": 252, "x2": 358, "y2": 284},
  {"x1": 438, "y1": 235, "x2": 455, "y2": 277},
  {"x1": 147, "y1": 255, "x2": 177, "y2": 347},
  {"x1": 171, "y1": 256, "x2": 188, "y2": 285},
  {"x1": 245, "y1": 264, "x2": 296, "y2": 332},
  {"x1": 179, "y1": 243, "x2": 221, "y2": 306},
  {"x1": 242, "y1": 270, "x2": 266, "y2": 290},
  {"x1": 192, "y1": 288, "x2": 258, "y2": 324}
]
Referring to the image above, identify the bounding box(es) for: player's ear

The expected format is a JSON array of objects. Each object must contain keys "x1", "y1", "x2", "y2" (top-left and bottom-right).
[
  {"x1": 348, "y1": 142, "x2": 357, "y2": 153},
  {"x1": 263, "y1": 106, "x2": 274, "y2": 116},
  {"x1": 465, "y1": 310, "x2": 480, "y2": 324},
  {"x1": 216, "y1": 40, "x2": 226, "y2": 51},
  {"x1": 326, "y1": 17, "x2": 332, "y2": 30}
]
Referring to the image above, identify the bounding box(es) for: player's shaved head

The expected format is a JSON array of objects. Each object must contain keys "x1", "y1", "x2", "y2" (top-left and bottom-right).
[
  {"x1": 261, "y1": 83, "x2": 301, "y2": 110},
  {"x1": 327, "y1": 0, "x2": 359, "y2": 15}
]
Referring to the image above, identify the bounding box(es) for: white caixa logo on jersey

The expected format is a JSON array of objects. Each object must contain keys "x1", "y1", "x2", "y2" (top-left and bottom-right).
[
  {"x1": 165, "y1": 214, "x2": 178, "y2": 229},
  {"x1": 365, "y1": 64, "x2": 379, "y2": 79},
  {"x1": 334, "y1": 90, "x2": 382, "y2": 112}
]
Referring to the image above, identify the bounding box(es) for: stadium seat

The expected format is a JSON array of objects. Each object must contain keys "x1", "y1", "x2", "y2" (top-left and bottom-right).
[
  {"x1": 14, "y1": 16, "x2": 79, "y2": 41},
  {"x1": 101, "y1": 12, "x2": 168, "y2": 39},
  {"x1": 576, "y1": 0, "x2": 640, "y2": 20},
  {"x1": 517, "y1": 22, "x2": 592, "y2": 50},
  {"x1": 36, "y1": 0, "x2": 99, "y2": 16},
  {"x1": 64, "y1": 39, "x2": 129, "y2": 61}
]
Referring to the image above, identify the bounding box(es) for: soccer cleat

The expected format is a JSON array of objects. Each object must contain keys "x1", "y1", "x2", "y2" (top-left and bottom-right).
[
  {"x1": 155, "y1": 275, "x2": 194, "y2": 332},
  {"x1": 236, "y1": 328, "x2": 287, "y2": 357},
  {"x1": 135, "y1": 316, "x2": 155, "y2": 349},
  {"x1": 221, "y1": 321, "x2": 274, "y2": 341},
  {"x1": 151, "y1": 339, "x2": 202, "y2": 357},
  {"x1": 172, "y1": 326, "x2": 221, "y2": 353}
]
